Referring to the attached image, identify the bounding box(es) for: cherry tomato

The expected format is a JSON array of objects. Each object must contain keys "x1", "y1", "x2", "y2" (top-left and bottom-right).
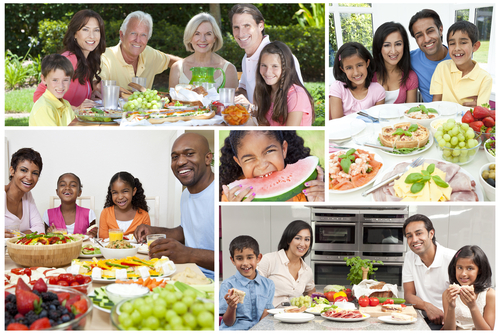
[
  {"x1": 369, "y1": 297, "x2": 379, "y2": 306},
  {"x1": 70, "y1": 282, "x2": 80, "y2": 287},
  {"x1": 57, "y1": 281, "x2": 69, "y2": 286},
  {"x1": 382, "y1": 299, "x2": 394, "y2": 305},
  {"x1": 83, "y1": 276, "x2": 92, "y2": 284},
  {"x1": 23, "y1": 268, "x2": 32, "y2": 277},
  {"x1": 325, "y1": 291, "x2": 336, "y2": 302},
  {"x1": 59, "y1": 273, "x2": 72, "y2": 281},
  {"x1": 401, "y1": 304, "x2": 407, "y2": 308},
  {"x1": 65, "y1": 275, "x2": 76, "y2": 284},
  {"x1": 75, "y1": 274, "x2": 85, "y2": 285},
  {"x1": 358, "y1": 296, "x2": 369, "y2": 307},
  {"x1": 48, "y1": 276, "x2": 58, "y2": 285}
]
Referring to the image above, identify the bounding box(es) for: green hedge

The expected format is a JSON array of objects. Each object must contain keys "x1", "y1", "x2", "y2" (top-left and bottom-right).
[{"x1": 37, "y1": 19, "x2": 324, "y2": 81}]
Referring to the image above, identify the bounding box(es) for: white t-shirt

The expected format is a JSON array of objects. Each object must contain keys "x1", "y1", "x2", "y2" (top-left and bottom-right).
[
  {"x1": 402, "y1": 242, "x2": 456, "y2": 311},
  {"x1": 116, "y1": 219, "x2": 134, "y2": 233},
  {"x1": 43, "y1": 209, "x2": 97, "y2": 235},
  {"x1": 384, "y1": 89, "x2": 400, "y2": 104},
  {"x1": 239, "y1": 35, "x2": 303, "y2": 103}
]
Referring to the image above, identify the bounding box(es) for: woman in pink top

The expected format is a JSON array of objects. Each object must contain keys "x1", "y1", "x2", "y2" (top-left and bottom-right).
[
  {"x1": 372, "y1": 22, "x2": 418, "y2": 104},
  {"x1": 253, "y1": 41, "x2": 314, "y2": 126},
  {"x1": 257, "y1": 220, "x2": 316, "y2": 307},
  {"x1": 5, "y1": 148, "x2": 45, "y2": 237},
  {"x1": 330, "y1": 42, "x2": 385, "y2": 119},
  {"x1": 34, "y1": 10, "x2": 106, "y2": 109}
]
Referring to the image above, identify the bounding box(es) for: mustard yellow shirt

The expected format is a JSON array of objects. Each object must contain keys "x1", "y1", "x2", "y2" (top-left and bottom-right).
[
  {"x1": 29, "y1": 90, "x2": 75, "y2": 126},
  {"x1": 430, "y1": 59, "x2": 492, "y2": 106},
  {"x1": 100, "y1": 43, "x2": 171, "y2": 89}
]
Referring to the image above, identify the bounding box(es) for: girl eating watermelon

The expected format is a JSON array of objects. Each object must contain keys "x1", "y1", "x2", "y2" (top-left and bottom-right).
[{"x1": 219, "y1": 130, "x2": 324, "y2": 202}]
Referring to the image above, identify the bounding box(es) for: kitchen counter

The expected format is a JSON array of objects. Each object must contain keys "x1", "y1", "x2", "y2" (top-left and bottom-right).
[{"x1": 250, "y1": 312, "x2": 430, "y2": 331}]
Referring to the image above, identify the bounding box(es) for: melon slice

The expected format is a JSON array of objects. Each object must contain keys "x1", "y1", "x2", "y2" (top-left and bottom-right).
[{"x1": 228, "y1": 156, "x2": 319, "y2": 201}]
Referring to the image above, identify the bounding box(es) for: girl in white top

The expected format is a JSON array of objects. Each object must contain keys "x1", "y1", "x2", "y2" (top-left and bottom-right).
[
  {"x1": 169, "y1": 13, "x2": 238, "y2": 90},
  {"x1": 257, "y1": 220, "x2": 316, "y2": 307},
  {"x1": 443, "y1": 245, "x2": 495, "y2": 330}
]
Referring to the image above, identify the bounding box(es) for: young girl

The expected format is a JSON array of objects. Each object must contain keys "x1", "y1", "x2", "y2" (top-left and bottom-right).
[
  {"x1": 329, "y1": 42, "x2": 385, "y2": 119},
  {"x1": 99, "y1": 172, "x2": 150, "y2": 239},
  {"x1": 219, "y1": 130, "x2": 324, "y2": 202},
  {"x1": 372, "y1": 22, "x2": 418, "y2": 104},
  {"x1": 253, "y1": 41, "x2": 314, "y2": 126},
  {"x1": 443, "y1": 245, "x2": 495, "y2": 330},
  {"x1": 44, "y1": 173, "x2": 97, "y2": 237}
]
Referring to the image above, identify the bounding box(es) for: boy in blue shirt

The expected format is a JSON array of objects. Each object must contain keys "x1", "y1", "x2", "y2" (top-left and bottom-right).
[{"x1": 219, "y1": 235, "x2": 275, "y2": 330}]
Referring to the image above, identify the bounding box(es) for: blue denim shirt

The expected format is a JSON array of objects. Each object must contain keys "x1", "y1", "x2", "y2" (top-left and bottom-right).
[{"x1": 219, "y1": 269, "x2": 275, "y2": 330}]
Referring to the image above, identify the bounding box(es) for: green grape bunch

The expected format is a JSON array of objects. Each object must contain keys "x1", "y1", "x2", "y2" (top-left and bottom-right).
[
  {"x1": 434, "y1": 118, "x2": 480, "y2": 164},
  {"x1": 122, "y1": 89, "x2": 165, "y2": 111},
  {"x1": 290, "y1": 295, "x2": 312, "y2": 308}
]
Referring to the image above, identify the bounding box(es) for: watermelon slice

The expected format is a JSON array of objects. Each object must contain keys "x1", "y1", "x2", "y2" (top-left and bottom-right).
[{"x1": 228, "y1": 156, "x2": 319, "y2": 201}]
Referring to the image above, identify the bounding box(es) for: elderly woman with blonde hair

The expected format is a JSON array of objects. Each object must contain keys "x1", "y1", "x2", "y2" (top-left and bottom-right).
[{"x1": 169, "y1": 13, "x2": 238, "y2": 89}]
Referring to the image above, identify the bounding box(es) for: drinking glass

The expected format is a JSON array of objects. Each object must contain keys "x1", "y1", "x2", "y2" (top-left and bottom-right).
[
  {"x1": 350, "y1": 119, "x2": 373, "y2": 145},
  {"x1": 219, "y1": 88, "x2": 235, "y2": 106},
  {"x1": 108, "y1": 229, "x2": 124, "y2": 242},
  {"x1": 147, "y1": 234, "x2": 166, "y2": 249},
  {"x1": 102, "y1": 85, "x2": 120, "y2": 109},
  {"x1": 379, "y1": 108, "x2": 401, "y2": 130}
]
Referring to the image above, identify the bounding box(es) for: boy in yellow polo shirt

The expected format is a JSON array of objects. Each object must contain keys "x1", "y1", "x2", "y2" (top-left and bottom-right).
[
  {"x1": 430, "y1": 21, "x2": 492, "y2": 107},
  {"x1": 29, "y1": 54, "x2": 76, "y2": 126}
]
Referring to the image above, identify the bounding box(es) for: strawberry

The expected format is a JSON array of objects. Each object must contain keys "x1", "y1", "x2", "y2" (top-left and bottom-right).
[
  {"x1": 469, "y1": 120, "x2": 485, "y2": 132},
  {"x1": 482, "y1": 116, "x2": 495, "y2": 128},
  {"x1": 72, "y1": 298, "x2": 88, "y2": 315},
  {"x1": 485, "y1": 127, "x2": 494, "y2": 139},
  {"x1": 16, "y1": 289, "x2": 41, "y2": 315},
  {"x1": 32, "y1": 278, "x2": 48, "y2": 293},
  {"x1": 472, "y1": 106, "x2": 490, "y2": 120},
  {"x1": 65, "y1": 295, "x2": 81, "y2": 312},
  {"x1": 57, "y1": 292, "x2": 71, "y2": 303},
  {"x1": 15, "y1": 276, "x2": 31, "y2": 294},
  {"x1": 461, "y1": 110, "x2": 475, "y2": 123},
  {"x1": 5, "y1": 290, "x2": 12, "y2": 298},
  {"x1": 489, "y1": 110, "x2": 495, "y2": 121},
  {"x1": 6, "y1": 323, "x2": 29, "y2": 330},
  {"x1": 29, "y1": 317, "x2": 52, "y2": 330}
]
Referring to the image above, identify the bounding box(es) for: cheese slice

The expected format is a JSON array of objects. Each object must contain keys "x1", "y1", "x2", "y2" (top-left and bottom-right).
[
  {"x1": 393, "y1": 163, "x2": 452, "y2": 201},
  {"x1": 92, "y1": 267, "x2": 102, "y2": 279},
  {"x1": 115, "y1": 269, "x2": 128, "y2": 280}
]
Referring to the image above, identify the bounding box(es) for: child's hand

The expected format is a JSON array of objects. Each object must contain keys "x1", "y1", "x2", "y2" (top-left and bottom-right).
[
  {"x1": 47, "y1": 225, "x2": 56, "y2": 234},
  {"x1": 224, "y1": 289, "x2": 240, "y2": 309},
  {"x1": 303, "y1": 166, "x2": 325, "y2": 202},
  {"x1": 459, "y1": 287, "x2": 477, "y2": 310},
  {"x1": 444, "y1": 286, "x2": 460, "y2": 308},
  {"x1": 87, "y1": 227, "x2": 98, "y2": 238},
  {"x1": 222, "y1": 184, "x2": 255, "y2": 202}
]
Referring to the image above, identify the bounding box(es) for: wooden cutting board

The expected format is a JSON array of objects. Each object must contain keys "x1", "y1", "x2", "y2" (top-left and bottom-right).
[{"x1": 359, "y1": 305, "x2": 418, "y2": 318}]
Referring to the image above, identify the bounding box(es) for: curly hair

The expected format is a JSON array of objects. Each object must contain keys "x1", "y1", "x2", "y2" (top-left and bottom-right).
[
  {"x1": 104, "y1": 172, "x2": 149, "y2": 212},
  {"x1": 10, "y1": 148, "x2": 43, "y2": 181},
  {"x1": 219, "y1": 130, "x2": 312, "y2": 198}
]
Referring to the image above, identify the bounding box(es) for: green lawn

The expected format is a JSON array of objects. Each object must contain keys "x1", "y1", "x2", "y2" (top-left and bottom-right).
[
  {"x1": 5, "y1": 117, "x2": 29, "y2": 126},
  {"x1": 474, "y1": 40, "x2": 489, "y2": 64},
  {"x1": 5, "y1": 88, "x2": 35, "y2": 113}
]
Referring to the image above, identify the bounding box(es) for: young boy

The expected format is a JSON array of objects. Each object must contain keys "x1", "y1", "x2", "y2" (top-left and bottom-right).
[
  {"x1": 219, "y1": 235, "x2": 275, "y2": 330},
  {"x1": 29, "y1": 54, "x2": 76, "y2": 126},
  {"x1": 430, "y1": 21, "x2": 492, "y2": 107}
]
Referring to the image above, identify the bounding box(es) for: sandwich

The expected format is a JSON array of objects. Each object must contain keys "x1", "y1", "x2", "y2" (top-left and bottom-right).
[
  {"x1": 382, "y1": 304, "x2": 403, "y2": 313},
  {"x1": 284, "y1": 305, "x2": 307, "y2": 313},
  {"x1": 229, "y1": 288, "x2": 246, "y2": 303},
  {"x1": 450, "y1": 283, "x2": 474, "y2": 292},
  {"x1": 391, "y1": 313, "x2": 415, "y2": 321}
]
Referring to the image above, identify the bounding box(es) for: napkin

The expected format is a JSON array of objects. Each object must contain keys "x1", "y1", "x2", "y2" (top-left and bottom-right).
[
  {"x1": 352, "y1": 279, "x2": 399, "y2": 299},
  {"x1": 169, "y1": 87, "x2": 219, "y2": 107}
]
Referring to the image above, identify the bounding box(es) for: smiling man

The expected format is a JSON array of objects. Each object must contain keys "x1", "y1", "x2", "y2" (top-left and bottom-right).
[
  {"x1": 134, "y1": 133, "x2": 215, "y2": 279},
  {"x1": 100, "y1": 11, "x2": 181, "y2": 90},
  {"x1": 228, "y1": 4, "x2": 303, "y2": 104},
  {"x1": 408, "y1": 9, "x2": 451, "y2": 103},
  {"x1": 402, "y1": 214, "x2": 456, "y2": 330}
]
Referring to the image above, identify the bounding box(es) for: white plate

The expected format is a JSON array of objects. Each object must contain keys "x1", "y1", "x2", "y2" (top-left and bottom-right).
[
  {"x1": 305, "y1": 305, "x2": 329, "y2": 315},
  {"x1": 371, "y1": 159, "x2": 484, "y2": 201},
  {"x1": 329, "y1": 118, "x2": 366, "y2": 141},
  {"x1": 267, "y1": 308, "x2": 285, "y2": 315},
  {"x1": 377, "y1": 134, "x2": 434, "y2": 157},
  {"x1": 321, "y1": 312, "x2": 370, "y2": 322},
  {"x1": 137, "y1": 246, "x2": 149, "y2": 255},
  {"x1": 378, "y1": 315, "x2": 417, "y2": 324},
  {"x1": 329, "y1": 149, "x2": 384, "y2": 194},
  {"x1": 79, "y1": 252, "x2": 103, "y2": 258},
  {"x1": 274, "y1": 313, "x2": 315, "y2": 323},
  {"x1": 168, "y1": 105, "x2": 189, "y2": 110},
  {"x1": 362, "y1": 104, "x2": 406, "y2": 119},
  {"x1": 88, "y1": 291, "x2": 113, "y2": 314}
]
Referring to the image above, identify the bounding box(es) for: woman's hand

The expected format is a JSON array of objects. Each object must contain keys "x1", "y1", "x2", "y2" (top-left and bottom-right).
[
  {"x1": 443, "y1": 286, "x2": 460, "y2": 309},
  {"x1": 222, "y1": 184, "x2": 255, "y2": 202},
  {"x1": 5, "y1": 230, "x2": 15, "y2": 238},
  {"x1": 303, "y1": 166, "x2": 324, "y2": 202},
  {"x1": 460, "y1": 287, "x2": 477, "y2": 310}
]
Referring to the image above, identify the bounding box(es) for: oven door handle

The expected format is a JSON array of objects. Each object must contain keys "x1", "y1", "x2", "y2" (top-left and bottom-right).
[
  {"x1": 372, "y1": 262, "x2": 404, "y2": 266},
  {"x1": 315, "y1": 222, "x2": 357, "y2": 226}
]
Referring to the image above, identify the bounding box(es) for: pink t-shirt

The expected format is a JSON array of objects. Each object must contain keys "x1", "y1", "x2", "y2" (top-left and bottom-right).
[
  {"x1": 5, "y1": 191, "x2": 45, "y2": 234},
  {"x1": 266, "y1": 85, "x2": 313, "y2": 126},
  {"x1": 372, "y1": 70, "x2": 419, "y2": 104},
  {"x1": 329, "y1": 81, "x2": 385, "y2": 116},
  {"x1": 33, "y1": 51, "x2": 92, "y2": 107}
]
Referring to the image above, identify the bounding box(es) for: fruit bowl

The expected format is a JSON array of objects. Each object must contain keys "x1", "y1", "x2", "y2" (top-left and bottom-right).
[
  {"x1": 436, "y1": 135, "x2": 482, "y2": 165},
  {"x1": 222, "y1": 104, "x2": 251, "y2": 126},
  {"x1": 476, "y1": 131, "x2": 496, "y2": 149},
  {"x1": 6, "y1": 235, "x2": 83, "y2": 267},
  {"x1": 99, "y1": 244, "x2": 139, "y2": 259},
  {"x1": 479, "y1": 163, "x2": 495, "y2": 201},
  {"x1": 48, "y1": 274, "x2": 93, "y2": 295}
]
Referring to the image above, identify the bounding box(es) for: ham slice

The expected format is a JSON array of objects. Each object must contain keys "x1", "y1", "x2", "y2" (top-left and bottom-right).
[
  {"x1": 450, "y1": 191, "x2": 478, "y2": 202},
  {"x1": 448, "y1": 172, "x2": 474, "y2": 192}
]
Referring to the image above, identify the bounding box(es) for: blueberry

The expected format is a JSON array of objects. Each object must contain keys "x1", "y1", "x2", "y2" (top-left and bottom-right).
[
  {"x1": 61, "y1": 314, "x2": 71, "y2": 322},
  {"x1": 49, "y1": 304, "x2": 56, "y2": 310},
  {"x1": 39, "y1": 310, "x2": 48, "y2": 318},
  {"x1": 49, "y1": 319, "x2": 55, "y2": 326},
  {"x1": 52, "y1": 300, "x2": 60, "y2": 307},
  {"x1": 60, "y1": 308, "x2": 69, "y2": 315}
]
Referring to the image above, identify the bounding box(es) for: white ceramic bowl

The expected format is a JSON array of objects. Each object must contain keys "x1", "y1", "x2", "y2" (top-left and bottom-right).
[
  {"x1": 99, "y1": 244, "x2": 139, "y2": 259},
  {"x1": 430, "y1": 118, "x2": 448, "y2": 136},
  {"x1": 478, "y1": 163, "x2": 496, "y2": 201},
  {"x1": 484, "y1": 138, "x2": 496, "y2": 163},
  {"x1": 105, "y1": 283, "x2": 149, "y2": 304},
  {"x1": 403, "y1": 108, "x2": 441, "y2": 128}
]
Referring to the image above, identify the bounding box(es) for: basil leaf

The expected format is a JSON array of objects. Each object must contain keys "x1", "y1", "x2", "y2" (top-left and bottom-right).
[
  {"x1": 421, "y1": 170, "x2": 430, "y2": 176},
  {"x1": 420, "y1": 105, "x2": 428, "y2": 112},
  {"x1": 392, "y1": 128, "x2": 404, "y2": 136},
  {"x1": 422, "y1": 175, "x2": 431, "y2": 182},
  {"x1": 411, "y1": 182, "x2": 425, "y2": 194},
  {"x1": 432, "y1": 175, "x2": 449, "y2": 188},
  {"x1": 340, "y1": 158, "x2": 352, "y2": 174},
  {"x1": 408, "y1": 106, "x2": 421, "y2": 113},
  {"x1": 427, "y1": 163, "x2": 435, "y2": 174},
  {"x1": 408, "y1": 124, "x2": 418, "y2": 132},
  {"x1": 346, "y1": 148, "x2": 356, "y2": 156},
  {"x1": 405, "y1": 173, "x2": 423, "y2": 184},
  {"x1": 427, "y1": 108, "x2": 438, "y2": 114},
  {"x1": 404, "y1": 131, "x2": 413, "y2": 137}
]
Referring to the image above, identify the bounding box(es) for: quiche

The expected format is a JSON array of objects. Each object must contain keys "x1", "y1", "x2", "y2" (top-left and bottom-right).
[{"x1": 379, "y1": 122, "x2": 429, "y2": 149}]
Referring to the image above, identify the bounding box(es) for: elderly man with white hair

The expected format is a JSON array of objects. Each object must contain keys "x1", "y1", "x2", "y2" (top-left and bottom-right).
[{"x1": 100, "y1": 11, "x2": 181, "y2": 90}]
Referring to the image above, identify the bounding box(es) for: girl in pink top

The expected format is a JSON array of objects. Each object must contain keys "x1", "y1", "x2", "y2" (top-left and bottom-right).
[
  {"x1": 372, "y1": 22, "x2": 418, "y2": 104},
  {"x1": 330, "y1": 42, "x2": 385, "y2": 119},
  {"x1": 33, "y1": 10, "x2": 106, "y2": 109},
  {"x1": 253, "y1": 41, "x2": 314, "y2": 126}
]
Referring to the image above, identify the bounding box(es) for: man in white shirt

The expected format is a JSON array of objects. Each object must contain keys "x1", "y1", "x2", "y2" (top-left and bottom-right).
[
  {"x1": 402, "y1": 214, "x2": 456, "y2": 330},
  {"x1": 228, "y1": 4, "x2": 303, "y2": 104}
]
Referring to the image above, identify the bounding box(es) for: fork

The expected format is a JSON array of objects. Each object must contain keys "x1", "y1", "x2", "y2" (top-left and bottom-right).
[
  {"x1": 362, "y1": 156, "x2": 425, "y2": 197},
  {"x1": 358, "y1": 111, "x2": 379, "y2": 122}
]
